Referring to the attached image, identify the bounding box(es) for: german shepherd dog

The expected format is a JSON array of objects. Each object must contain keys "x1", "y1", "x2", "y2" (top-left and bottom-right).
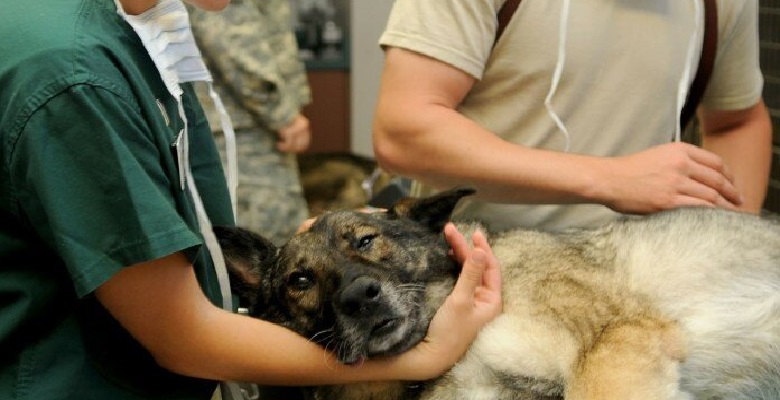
[{"x1": 215, "y1": 188, "x2": 780, "y2": 400}]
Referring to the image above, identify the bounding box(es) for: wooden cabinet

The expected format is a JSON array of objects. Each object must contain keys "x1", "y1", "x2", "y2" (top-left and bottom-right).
[{"x1": 302, "y1": 70, "x2": 351, "y2": 154}]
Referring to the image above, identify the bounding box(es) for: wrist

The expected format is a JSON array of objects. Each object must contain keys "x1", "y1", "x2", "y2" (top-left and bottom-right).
[
  {"x1": 576, "y1": 156, "x2": 617, "y2": 208},
  {"x1": 386, "y1": 344, "x2": 449, "y2": 381}
]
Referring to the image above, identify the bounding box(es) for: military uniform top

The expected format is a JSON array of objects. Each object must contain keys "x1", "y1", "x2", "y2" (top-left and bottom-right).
[
  {"x1": 381, "y1": 0, "x2": 763, "y2": 231},
  {"x1": 189, "y1": 0, "x2": 312, "y2": 132},
  {"x1": 0, "y1": 0, "x2": 233, "y2": 399}
]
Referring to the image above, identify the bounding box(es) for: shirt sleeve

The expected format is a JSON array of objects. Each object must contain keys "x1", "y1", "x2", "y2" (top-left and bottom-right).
[
  {"x1": 378, "y1": 0, "x2": 504, "y2": 80},
  {"x1": 701, "y1": 0, "x2": 764, "y2": 110},
  {"x1": 9, "y1": 83, "x2": 202, "y2": 297}
]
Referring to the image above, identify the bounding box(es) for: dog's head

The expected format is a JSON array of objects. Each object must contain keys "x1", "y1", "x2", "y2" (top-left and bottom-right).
[{"x1": 215, "y1": 187, "x2": 476, "y2": 364}]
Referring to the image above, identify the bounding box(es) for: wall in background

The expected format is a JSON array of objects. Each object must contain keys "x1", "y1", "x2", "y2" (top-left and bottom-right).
[
  {"x1": 759, "y1": 1, "x2": 780, "y2": 212},
  {"x1": 349, "y1": 0, "x2": 394, "y2": 157},
  {"x1": 290, "y1": 0, "x2": 353, "y2": 155}
]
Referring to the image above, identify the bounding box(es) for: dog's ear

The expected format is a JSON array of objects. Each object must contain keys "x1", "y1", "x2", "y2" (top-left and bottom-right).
[
  {"x1": 388, "y1": 187, "x2": 476, "y2": 232},
  {"x1": 213, "y1": 225, "x2": 278, "y2": 310}
]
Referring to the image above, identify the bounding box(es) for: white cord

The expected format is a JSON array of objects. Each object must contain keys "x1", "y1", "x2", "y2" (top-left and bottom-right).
[
  {"x1": 208, "y1": 83, "x2": 238, "y2": 218},
  {"x1": 175, "y1": 98, "x2": 234, "y2": 313},
  {"x1": 545, "y1": 0, "x2": 571, "y2": 152}
]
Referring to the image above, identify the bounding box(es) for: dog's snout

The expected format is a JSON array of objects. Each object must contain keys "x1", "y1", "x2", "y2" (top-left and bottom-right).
[{"x1": 338, "y1": 276, "x2": 382, "y2": 316}]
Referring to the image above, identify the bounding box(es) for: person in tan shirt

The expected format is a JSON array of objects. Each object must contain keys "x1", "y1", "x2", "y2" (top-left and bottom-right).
[{"x1": 375, "y1": 0, "x2": 771, "y2": 232}]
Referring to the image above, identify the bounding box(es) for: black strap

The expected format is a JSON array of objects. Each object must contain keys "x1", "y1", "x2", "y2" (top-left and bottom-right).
[
  {"x1": 494, "y1": 0, "x2": 718, "y2": 131},
  {"x1": 495, "y1": 0, "x2": 521, "y2": 46},
  {"x1": 680, "y1": 0, "x2": 718, "y2": 131}
]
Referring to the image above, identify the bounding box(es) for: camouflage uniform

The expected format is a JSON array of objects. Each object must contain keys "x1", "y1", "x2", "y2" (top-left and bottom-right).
[{"x1": 189, "y1": 0, "x2": 311, "y2": 246}]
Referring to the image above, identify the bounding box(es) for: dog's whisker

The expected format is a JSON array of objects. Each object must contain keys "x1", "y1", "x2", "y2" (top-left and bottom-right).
[
  {"x1": 397, "y1": 287, "x2": 425, "y2": 294},
  {"x1": 309, "y1": 327, "x2": 335, "y2": 343},
  {"x1": 320, "y1": 338, "x2": 341, "y2": 371},
  {"x1": 397, "y1": 283, "x2": 426, "y2": 289}
]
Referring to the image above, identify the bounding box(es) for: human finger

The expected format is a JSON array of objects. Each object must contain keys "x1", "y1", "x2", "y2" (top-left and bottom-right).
[
  {"x1": 296, "y1": 128, "x2": 311, "y2": 152},
  {"x1": 296, "y1": 218, "x2": 316, "y2": 233},
  {"x1": 686, "y1": 160, "x2": 742, "y2": 206},
  {"x1": 449, "y1": 229, "x2": 502, "y2": 309},
  {"x1": 686, "y1": 146, "x2": 735, "y2": 182},
  {"x1": 276, "y1": 132, "x2": 293, "y2": 152},
  {"x1": 444, "y1": 223, "x2": 469, "y2": 264},
  {"x1": 278, "y1": 130, "x2": 309, "y2": 154},
  {"x1": 677, "y1": 177, "x2": 739, "y2": 210},
  {"x1": 470, "y1": 229, "x2": 501, "y2": 294}
]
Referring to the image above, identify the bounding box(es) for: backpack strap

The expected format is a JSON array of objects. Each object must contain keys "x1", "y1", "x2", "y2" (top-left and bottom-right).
[
  {"x1": 495, "y1": 0, "x2": 522, "y2": 46},
  {"x1": 680, "y1": 0, "x2": 718, "y2": 131},
  {"x1": 494, "y1": 0, "x2": 718, "y2": 131}
]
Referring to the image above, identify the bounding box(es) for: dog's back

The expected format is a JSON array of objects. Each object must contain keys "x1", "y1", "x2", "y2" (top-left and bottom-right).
[
  {"x1": 447, "y1": 207, "x2": 780, "y2": 399},
  {"x1": 612, "y1": 209, "x2": 780, "y2": 398}
]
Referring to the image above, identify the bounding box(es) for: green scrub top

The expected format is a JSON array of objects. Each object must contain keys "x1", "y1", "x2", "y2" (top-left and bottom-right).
[{"x1": 0, "y1": 0, "x2": 234, "y2": 399}]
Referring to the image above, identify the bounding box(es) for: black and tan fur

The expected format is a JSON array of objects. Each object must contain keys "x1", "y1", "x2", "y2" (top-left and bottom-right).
[
  {"x1": 297, "y1": 152, "x2": 392, "y2": 216},
  {"x1": 216, "y1": 188, "x2": 780, "y2": 400}
]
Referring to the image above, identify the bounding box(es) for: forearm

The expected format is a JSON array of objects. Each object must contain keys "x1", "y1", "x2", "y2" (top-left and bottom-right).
[
  {"x1": 96, "y1": 253, "x2": 445, "y2": 386},
  {"x1": 167, "y1": 306, "x2": 421, "y2": 385},
  {"x1": 374, "y1": 102, "x2": 607, "y2": 205},
  {"x1": 700, "y1": 101, "x2": 772, "y2": 213}
]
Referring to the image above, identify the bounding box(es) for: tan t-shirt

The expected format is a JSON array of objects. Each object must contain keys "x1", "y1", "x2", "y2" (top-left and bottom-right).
[{"x1": 379, "y1": 0, "x2": 763, "y2": 231}]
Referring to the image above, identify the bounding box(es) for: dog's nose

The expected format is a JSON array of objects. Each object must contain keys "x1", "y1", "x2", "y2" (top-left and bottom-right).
[{"x1": 338, "y1": 276, "x2": 382, "y2": 317}]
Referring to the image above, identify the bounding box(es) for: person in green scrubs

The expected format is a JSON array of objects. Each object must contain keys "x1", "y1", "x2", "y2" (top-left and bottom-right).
[{"x1": 0, "y1": 0, "x2": 503, "y2": 399}]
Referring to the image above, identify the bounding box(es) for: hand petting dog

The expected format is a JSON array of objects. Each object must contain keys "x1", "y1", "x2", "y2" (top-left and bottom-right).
[{"x1": 399, "y1": 223, "x2": 503, "y2": 380}]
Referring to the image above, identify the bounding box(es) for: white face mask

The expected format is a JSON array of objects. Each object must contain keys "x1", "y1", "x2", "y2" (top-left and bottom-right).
[
  {"x1": 114, "y1": 0, "x2": 211, "y2": 98},
  {"x1": 114, "y1": 0, "x2": 238, "y2": 317}
]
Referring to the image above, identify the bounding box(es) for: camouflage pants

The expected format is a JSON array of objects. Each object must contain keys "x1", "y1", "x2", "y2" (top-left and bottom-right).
[{"x1": 213, "y1": 128, "x2": 309, "y2": 246}]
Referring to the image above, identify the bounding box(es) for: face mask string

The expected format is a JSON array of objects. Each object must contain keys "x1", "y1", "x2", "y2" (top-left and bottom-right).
[
  {"x1": 207, "y1": 83, "x2": 238, "y2": 216},
  {"x1": 545, "y1": 0, "x2": 571, "y2": 152}
]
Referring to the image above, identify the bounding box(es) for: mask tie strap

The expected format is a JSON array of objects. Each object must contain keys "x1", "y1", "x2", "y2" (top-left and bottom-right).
[
  {"x1": 207, "y1": 82, "x2": 238, "y2": 218},
  {"x1": 175, "y1": 100, "x2": 234, "y2": 314},
  {"x1": 177, "y1": 98, "x2": 246, "y2": 399}
]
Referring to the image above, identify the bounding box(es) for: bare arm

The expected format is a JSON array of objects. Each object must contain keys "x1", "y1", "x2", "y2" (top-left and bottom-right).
[
  {"x1": 94, "y1": 227, "x2": 501, "y2": 385},
  {"x1": 698, "y1": 99, "x2": 772, "y2": 214},
  {"x1": 373, "y1": 47, "x2": 742, "y2": 213}
]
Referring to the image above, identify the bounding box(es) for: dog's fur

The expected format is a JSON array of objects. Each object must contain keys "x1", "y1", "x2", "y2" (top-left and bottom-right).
[
  {"x1": 297, "y1": 152, "x2": 392, "y2": 216},
  {"x1": 216, "y1": 188, "x2": 780, "y2": 400}
]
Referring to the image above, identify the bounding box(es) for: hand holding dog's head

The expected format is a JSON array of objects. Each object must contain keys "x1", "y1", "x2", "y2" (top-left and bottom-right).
[{"x1": 216, "y1": 187, "x2": 477, "y2": 364}]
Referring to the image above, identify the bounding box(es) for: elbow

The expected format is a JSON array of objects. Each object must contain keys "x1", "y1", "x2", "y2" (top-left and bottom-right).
[
  {"x1": 373, "y1": 119, "x2": 413, "y2": 176},
  {"x1": 148, "y1": 344, "x2": 203, "y2": 379}
]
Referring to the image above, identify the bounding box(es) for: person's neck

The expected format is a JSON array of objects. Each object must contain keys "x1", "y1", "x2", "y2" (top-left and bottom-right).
[{"x1": 117, "y1": 0, "x2": 158, "y2": 15}]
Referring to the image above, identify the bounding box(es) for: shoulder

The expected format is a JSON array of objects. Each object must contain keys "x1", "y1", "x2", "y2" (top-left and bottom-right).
[
  {"x1": 1, "y1": 0, "x2": 167, "y2": 142},
  {"x1": 380, "y1": 0, "x2": 506, "y2": 80},
  {"x1": 1, "y1": 1, "x2": 149, "y2": 129}
]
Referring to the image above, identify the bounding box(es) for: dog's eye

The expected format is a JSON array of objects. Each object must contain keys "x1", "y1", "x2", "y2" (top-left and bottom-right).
[
  {"x1": 287, "y1": 270, "x2": 315, "y2": 291},
  {"x1": 353, "y1": 234, "x2": 377, "y2": 251}
]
